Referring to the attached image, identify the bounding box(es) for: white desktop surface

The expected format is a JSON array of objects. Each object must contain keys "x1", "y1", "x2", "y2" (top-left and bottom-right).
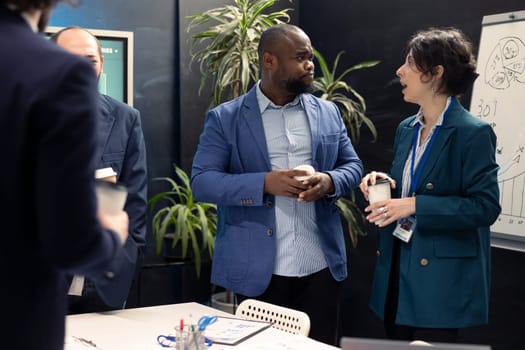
[{"x1": 65, "y1": 302, "x2": 340, "y2": 350}]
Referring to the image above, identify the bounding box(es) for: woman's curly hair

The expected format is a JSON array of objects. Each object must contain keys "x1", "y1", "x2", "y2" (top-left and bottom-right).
[{"x1": 407, "y1": 27, "x2": 479, "y2": 96}]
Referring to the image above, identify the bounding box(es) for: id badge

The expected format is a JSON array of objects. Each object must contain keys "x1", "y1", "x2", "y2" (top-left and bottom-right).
[{"x1": 393, "y1": 216, "x2": 416, "y2": 243}]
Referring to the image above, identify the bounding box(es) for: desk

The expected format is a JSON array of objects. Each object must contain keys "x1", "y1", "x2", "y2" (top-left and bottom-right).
[{"x1": 65, "y1": 302, "x2": 340, "y2": 350}]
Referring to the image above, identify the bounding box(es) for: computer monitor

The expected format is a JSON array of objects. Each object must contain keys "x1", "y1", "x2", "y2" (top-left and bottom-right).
[
  {"x1": 45, "y1": 26, "x2": 134, "y2": 107},
  {"x1": 340, "y1": 337, "x2": 491, "y2": 350}
]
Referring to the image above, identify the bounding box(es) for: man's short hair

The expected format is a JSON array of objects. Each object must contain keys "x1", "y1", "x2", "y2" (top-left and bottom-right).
[{"x1": 49, "y1": 26, "x2": 103, "y2": 60}]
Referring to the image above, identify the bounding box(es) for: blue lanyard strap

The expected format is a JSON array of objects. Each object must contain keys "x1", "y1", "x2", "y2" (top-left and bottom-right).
[
  {"x1": 410, "y1": 98, "x2": 453, "y2": 196},
  {"x1": 410, "y1": 124, "x2": 441, "y2": 195}
]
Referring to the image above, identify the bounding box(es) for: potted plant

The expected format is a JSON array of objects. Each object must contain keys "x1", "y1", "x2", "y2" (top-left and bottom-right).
[
  {"x1": 312, "y1": 49, "x2": 380, "y2": 247},
  {"x1": 186, "y1": 0, "x2": 292, "y2": 107},
  {"x1": 148, "y1": 165, "x2": 217, "y2": 278},
  {"x1": 313, "y1": 49, "x2": 379, "y2": 145}
]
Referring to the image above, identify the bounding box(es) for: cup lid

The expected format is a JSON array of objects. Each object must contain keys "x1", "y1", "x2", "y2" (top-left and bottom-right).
[
  {"x1": 370, "y1": 178, "x2": 390, "y2": 185},
  {"x1": 95, "y1": 167, "x2": 117, "y2": 179}
]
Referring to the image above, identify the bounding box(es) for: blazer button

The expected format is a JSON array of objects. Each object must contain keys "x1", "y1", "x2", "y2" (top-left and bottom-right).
[
  {"x1": 105, "y1": 271, "x2": 115, "y2": 279},
  {"x1": 376, "y1": 250, "x2": 381, "y2": 257},
  {"x1": 267, "y1": 229, "x2": 273, "y2": 237},
  {"x1": 266, "y1": 200, "x2": 273, "y2": 208},
  {"x1": 425, "y1": 183, "x2": 434, "y2": 190},
  {"x1": 420, "y1": 258, "x2": 429, "y2": 267}
]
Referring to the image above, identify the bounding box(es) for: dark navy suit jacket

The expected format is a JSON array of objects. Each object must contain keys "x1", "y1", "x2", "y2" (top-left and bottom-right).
[
  {"x1": 89, "y1": 94, "x2": 147, "y2": 307},
  {"x1": 0, "y1": 6, "x2": 124, "y2": 350},
  {"x1": 191, "y1": 86, "x2": 363, "y2": 296}
]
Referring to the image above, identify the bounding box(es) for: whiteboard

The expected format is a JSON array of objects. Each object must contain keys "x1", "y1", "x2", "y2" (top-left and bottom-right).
[{"x1": 470, "y1": 10, "x2": 525, "y2": 252}]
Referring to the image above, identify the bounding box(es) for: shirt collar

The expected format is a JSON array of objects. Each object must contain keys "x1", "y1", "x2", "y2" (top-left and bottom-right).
[
  {"x1": 255, "y1": 81, "x2": 303, "y2": 114},
  {"x1": 410, "y1": 96, "x2": 452, "y2": 127}
]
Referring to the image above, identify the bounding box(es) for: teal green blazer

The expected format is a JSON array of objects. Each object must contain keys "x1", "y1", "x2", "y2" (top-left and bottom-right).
[{"x1": 370, "y1": 98, "x2": 501, "y2": 328}]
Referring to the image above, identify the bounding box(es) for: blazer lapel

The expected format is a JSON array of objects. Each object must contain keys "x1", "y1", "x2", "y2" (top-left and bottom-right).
[
  {"x1": 302, "y1": 94, "x2": 320, "y2": 166},
  {"x1": 242, "y1": 88, "x2": 271, "y2": 170},
  {"x1": 415, "y1": 126, "x2": 453, "y2": 191},
  {"x1": 413, "y1": 99, "x2": 462, "y2": 193},
  {"x1": 97, "y1": 95, "x2": 116, "y2": 160},
  {"x1": 392, "y1": 125, "x2": 414, "y2": 182}
]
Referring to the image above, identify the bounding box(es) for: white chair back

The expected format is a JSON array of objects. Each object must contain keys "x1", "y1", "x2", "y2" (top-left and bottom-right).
[{"x1": 235, "y1": 298, "x2": 310, "y2": 336}]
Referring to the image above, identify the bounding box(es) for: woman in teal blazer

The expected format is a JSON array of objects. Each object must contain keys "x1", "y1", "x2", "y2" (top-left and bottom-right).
[{"x1": 359, "y1": 28, "x2": 501, "y2": 342}]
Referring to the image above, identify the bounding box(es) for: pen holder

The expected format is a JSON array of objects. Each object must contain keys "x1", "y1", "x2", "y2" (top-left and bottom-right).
[{"x1": 176, "y1": 326, "x2": 206, "y2": 350}]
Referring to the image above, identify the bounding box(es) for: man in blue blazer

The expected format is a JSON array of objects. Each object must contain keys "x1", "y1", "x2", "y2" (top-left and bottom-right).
[
  {"x1": 52, "y1": 27, "x2": 148, "y2": 312},
  {"x1": 191, "y1": 24, "x2": 363, "y2": 345},
  {"x1": 0, "y1": 1, "x2": 129, "y2": 349}
]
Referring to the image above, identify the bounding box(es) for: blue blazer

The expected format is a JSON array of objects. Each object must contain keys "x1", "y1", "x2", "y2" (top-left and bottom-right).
[
  {"x1": 369, "y1": 98, "x2": 501, "y2": 328},
  {"x1": 0, "y1": 6, "x2": 124, "y2": 350},
  {"x1": 191, "y1": 86, "x2": 363, "y2": 296},
  {"x1": 89, "y1": 95, "x2": 148, "y2": 307}
]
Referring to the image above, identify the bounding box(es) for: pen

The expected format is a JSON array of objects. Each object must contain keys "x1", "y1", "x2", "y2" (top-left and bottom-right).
[
  {"x1": 72, "y1": 336, "x2": 104, "y2": 349},
  {"x1": 180, "y1": 318, "x2": 184, "y2": 331},
  {"x1": 191, "y1": 324, "x2": 199, "y2": 349}
]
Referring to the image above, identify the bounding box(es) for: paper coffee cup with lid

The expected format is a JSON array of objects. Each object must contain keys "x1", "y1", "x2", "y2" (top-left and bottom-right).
[
  {"x1": 368, "y1": 178, "x2": 391, "y2": 225},
  {"x1": 367, "y1": 178, "x2": 391, "y2": 204},
  {"x1": 293, "y1": 164, "x2": 315, "y2": 181}
]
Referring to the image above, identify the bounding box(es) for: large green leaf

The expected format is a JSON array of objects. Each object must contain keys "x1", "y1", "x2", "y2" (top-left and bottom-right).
[
  {"x1": 313, "y1": 49, "x2": 380, "y2": 246},
  {"x1": 149, "y1": 165, "x2": 217, "y2": 276},
  {"x1": 187, "y1": 0, "x2": 291, "y2": 105}
]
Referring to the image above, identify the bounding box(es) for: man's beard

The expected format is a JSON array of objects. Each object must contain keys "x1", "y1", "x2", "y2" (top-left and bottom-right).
[{"x1": 285, "y1": 78, "x2": 313, "y2": 96}]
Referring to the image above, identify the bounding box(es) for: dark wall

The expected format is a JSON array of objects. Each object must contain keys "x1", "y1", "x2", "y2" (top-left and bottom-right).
[{"x1": 298, "y1": 1, "x2": 525, "y2": 350}]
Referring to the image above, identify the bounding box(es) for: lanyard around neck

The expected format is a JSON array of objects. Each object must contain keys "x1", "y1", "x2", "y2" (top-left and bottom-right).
[{"x1": 409, "y1": 98, "x2": 454, "y2": 196}]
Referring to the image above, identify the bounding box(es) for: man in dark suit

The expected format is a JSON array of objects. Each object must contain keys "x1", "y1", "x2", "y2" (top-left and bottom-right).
[
  {"x1": 0, "y1": 1, "x2": 129, "y2": 349},
  {"x1": 51, "y1": 26, "x2": 148, "y2": 312},
  {"x1": 191, "y1": 24, "x2": 363, "y2": 345}
]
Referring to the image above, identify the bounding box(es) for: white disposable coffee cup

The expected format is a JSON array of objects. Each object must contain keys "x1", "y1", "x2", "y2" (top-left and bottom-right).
[
  {"x1": 367, "y1": 178, "x2": 391, "y2": 204},
  {"x1": 368, "y1": 179, "x2": 391, "y2": 225},
  {"x1": 95, "y1": 181, "x2": 128, "y2": 213},
  {"x1": 293, "y1": 164, "x2": 315, "y2": 181}
]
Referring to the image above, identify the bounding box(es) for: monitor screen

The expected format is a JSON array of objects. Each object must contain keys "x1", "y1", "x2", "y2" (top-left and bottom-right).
[{"x1": 45, "y1": 26, "x2": 134, "y2": 106}]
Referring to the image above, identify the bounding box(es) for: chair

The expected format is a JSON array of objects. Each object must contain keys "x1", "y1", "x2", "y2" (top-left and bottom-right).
[{"x1": 235, "y1": 299, "x2": 311, "y2": 336}]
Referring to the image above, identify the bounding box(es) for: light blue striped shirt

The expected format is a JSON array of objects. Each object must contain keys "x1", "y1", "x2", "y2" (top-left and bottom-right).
[
  {"x1": 256, "y1": 83, "x2": 327, "y2": 277},
  {"x1": 401, "y1": 97, "x2": 451, "y2": 198}
]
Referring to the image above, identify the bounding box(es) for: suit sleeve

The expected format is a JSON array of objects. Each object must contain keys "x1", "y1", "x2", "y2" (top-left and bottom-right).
[
  {"x1": 321, "y1": 101, "x2": 364, "y2": 200},
  {"x1": 34, "y1": 58, "x2": 121, "y2": 276},
  {"x1": 103, "y1": 108, "x2": 148, "y2": 277}
]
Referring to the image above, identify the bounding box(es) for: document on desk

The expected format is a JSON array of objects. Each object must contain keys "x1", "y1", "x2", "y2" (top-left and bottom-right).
[
  {"x1": 203, "y1": 316, "x2": 272, "y2": 345},
  {"x1": 232, "y1": 330, "x2": 339, "y2": 350}
]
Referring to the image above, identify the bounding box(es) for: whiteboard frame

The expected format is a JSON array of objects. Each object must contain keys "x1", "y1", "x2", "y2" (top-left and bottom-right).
[{"x1": 482, "y1": 10, "x2": 525, "y2": 26}]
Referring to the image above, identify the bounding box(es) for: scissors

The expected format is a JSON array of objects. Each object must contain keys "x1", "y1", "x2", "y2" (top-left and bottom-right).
[
  {"x1": 156, "y1": 334, "x2": 176, "y2": 348},
  {"x1": 198, "y1": 315, "x2": 218, "y2": 331},
  {"x1": 156, "y1": 333, "x2": 213, "y2": 348}
]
